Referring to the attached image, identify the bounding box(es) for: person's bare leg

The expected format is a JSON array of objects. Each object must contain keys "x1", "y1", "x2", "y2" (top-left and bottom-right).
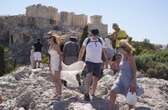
[
  {"x1": 90, "y1": 76, "x2": 98, "y2": 95},
  {"x1": 53, "y1": 71, "x2": 62, "y2": 98},
  {"x1": 108, "y1": 91, "x2": 117, "y2": 110},
  {"x1": 84, "y1": 73, "x2": 92, "y2": 94},
  {"x1": 34, "y1": 61, "x2": 37, "y2": 69},
  {"x1": 37, "y1": 61, "x2": 40, "y2": 68}
]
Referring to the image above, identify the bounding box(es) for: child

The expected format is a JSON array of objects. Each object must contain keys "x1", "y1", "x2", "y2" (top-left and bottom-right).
[{"x1": 110, "y1": 54, "x2": 122, "y2": 74}]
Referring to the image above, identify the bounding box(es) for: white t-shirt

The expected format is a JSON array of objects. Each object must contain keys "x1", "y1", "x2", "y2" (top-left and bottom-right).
[{"x1": 83, "y1": 37, "x2": 105, "y2": 63}]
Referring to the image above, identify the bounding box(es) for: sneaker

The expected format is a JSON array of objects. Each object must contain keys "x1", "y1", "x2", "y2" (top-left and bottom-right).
[{"x1": 84, "y1": 94, "x2": 90, "y2": 101}]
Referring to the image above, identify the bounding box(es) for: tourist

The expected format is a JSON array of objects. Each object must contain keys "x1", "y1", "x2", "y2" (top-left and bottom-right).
[
  {"x1": 63, "y1": 36, "x2": 81, "y2": 86},
  {"x1": 30, "y1": 46, "x2": 35, "y2": 69},
  {"x1": 108, "y1": 40, "x2": 143, "y2": 110},
  {"x1": 78, "y1": 29, "x2": 108, "y2": 101},
  {"x1": 33, "y1": 39, "x2": 43, "y2": 68},
  {"x1": 111, "y1": 23, "x2": 128, "y2": 52},
  {"x1": 110, "y1": 54, "x2": 122, "y2": 74},
  {"x1": 48, "y1": 32, "x2": 62, "y2": 99},
  {"x1": 63, "y1": 36, "x2": 79, "y2": 65},
  {"x1": 104, "y1": 36, "x2": 114, "y2": 68}
]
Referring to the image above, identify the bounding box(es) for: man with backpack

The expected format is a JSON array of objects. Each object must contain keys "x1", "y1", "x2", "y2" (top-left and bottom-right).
[
  {"x1": 63, "y1": 36, "x2": 81, "y2": 86},
  {"x1": 78, "y1": 29, "x2": 108, "y2": 101}
]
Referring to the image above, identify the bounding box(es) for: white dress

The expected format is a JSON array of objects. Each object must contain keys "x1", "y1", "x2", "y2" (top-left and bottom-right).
[{"x1": 48, "y1": 49, "x2": 60, "y2": 74}]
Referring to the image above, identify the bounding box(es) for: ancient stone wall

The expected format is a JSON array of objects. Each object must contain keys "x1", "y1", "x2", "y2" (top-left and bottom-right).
[
  {"x1": 26, "y1": 4, "x2": 58, "y2": 20},
  {"x1": 26, "y1": 4, "x2": 88, "y2": 28},
  {"x1": 72, "y1": 14, "x2": 88, "y2": 28},
  {"x1": 90, "y1": 15, "x2": 102, "y2": 24}
]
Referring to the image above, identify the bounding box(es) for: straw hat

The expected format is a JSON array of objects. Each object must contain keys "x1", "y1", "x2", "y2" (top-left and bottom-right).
[{"x1": 119, "y1": 39, "x2": 135, "y2": 53}]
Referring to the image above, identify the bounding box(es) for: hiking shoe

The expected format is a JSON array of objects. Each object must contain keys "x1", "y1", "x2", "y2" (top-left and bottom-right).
[{"x1": 84, "y1": 94, "x2": 90, "y2": 101}]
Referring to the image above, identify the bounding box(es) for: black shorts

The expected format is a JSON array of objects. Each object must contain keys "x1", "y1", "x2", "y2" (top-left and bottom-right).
[{"x1": 86, "y1": 61, "x2": 102, "y2": 78}]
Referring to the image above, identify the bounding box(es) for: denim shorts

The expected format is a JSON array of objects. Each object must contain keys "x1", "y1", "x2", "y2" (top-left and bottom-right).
[{"x1": 85, "y1": 61, "x2": 102, "y2": 77}]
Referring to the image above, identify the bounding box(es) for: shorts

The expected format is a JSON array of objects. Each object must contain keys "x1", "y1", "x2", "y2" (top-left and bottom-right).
[
  {"x1": 85, "y1": 61, "x2": 102, "y2": 78},
  {"x1": 34, "y1": 52, "x2": 42, "y2": 61}
]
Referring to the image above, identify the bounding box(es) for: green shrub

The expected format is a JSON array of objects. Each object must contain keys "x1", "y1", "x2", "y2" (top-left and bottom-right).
[
  {"x1": 146, "y1": 68, "x2": 157, "y2": 77},
  {"x1": 41, "y1": 54, "x2": 49, "y2": 64},
  {"x1": 135, "y1": 48, "x2": 168, "y2": 80},
  {"x1": 0, "y1": 45, "x2": 5, "y2": 76}
]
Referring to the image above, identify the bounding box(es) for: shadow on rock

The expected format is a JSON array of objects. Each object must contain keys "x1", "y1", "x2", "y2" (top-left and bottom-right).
[
  {"x1": 90, "y1": 97, "x2": 109, "y2": 110},
  {"x1": 135, "y1": 106, "x2": 151, "y2": 110}
]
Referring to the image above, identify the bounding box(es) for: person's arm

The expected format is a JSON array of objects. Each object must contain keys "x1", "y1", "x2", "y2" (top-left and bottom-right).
[
  {"x1": 56, "y1": 45, "x2": 63, "y2": 71},
  {"x1": 128, "y1": 54, "x2": 137, "y2": 93},
  {"x1": 128, "y1": 55, "x2": 137, "y2": 82},
  {"x1": 78, "y1": 38, "x2": 88, "y2": 61},
  {"x1": 101, "y1": 38, "x2": 108, "y2": 63},
  {"x1": 77, "y1": 44, "x2": 80, "y2": 57},
  {"x1": 48, "y1": 54, "x2": 51, "y2": 71},
  {"x1": 102, "y1": 48, "x2": 108, "y2": 61},
  {"x1": 62, "y1": 44, "x2": 66, "y2": 61},
  {"x1": 78, "y1": 46, "x2": 86, "y2": 61}
]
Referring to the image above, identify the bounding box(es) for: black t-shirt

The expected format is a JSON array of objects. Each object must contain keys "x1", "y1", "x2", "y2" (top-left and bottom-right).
[{"x1": 34, "y1": 42, "x2": 43, "y2": 52}]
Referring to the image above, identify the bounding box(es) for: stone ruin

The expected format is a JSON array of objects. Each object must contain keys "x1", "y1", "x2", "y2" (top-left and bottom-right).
[
  {"x1": 26, "y1": 4, "x2": 88, "y2": 28},
  {"x1": 26, "y1": 4, "x2": 108, "y2": 35},
  {"x1": 0, "y1": 4, "x2": 108, "y2": 64}
]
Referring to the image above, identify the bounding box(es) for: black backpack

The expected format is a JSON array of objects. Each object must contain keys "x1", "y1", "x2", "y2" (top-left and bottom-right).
[
  {"x1": 64, "y1": 42, "x2": 79, "y2": 57},
  {"x1": 85, "y1": 37, "x2": 103, "y2": 46}
]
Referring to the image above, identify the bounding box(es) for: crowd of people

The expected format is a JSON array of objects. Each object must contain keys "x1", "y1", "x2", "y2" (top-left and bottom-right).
[{"x1": 29, "y1": 23, "x2": 143, "y2": 110}]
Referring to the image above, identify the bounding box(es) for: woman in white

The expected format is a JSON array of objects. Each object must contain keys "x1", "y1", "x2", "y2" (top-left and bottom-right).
[{"x1": 48, "y1": 32, "x2": 62, "y2": 99}]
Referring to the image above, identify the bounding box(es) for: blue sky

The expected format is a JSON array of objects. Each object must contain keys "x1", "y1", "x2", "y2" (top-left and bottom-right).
[{"x1": 0, "y1": 0, "x2": 168, "y2": 45}]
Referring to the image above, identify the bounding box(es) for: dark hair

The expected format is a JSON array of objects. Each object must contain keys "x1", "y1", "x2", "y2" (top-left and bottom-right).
[
  {"x1": 112, "y1": 54, "x2": 122, "y2": 61},
  {"x1": 91, "y1": 29, "x2": 99, "y2": 36},
  {"x1": 70, "y1": 38, "x2": 77, "y2": 42},
  {"x1": 112, "y1": 23, "x2": 119, "y2": 27}
]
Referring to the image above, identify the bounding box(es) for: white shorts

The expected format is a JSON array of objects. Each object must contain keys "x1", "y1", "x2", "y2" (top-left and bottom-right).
[{"x1": 34, "y1": 52, "x2": 42, "y2": 61}]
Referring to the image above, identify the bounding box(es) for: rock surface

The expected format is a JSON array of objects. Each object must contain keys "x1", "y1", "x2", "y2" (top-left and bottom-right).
[{"x1": 0, "y1": 66, "x2": 168, "y2": 110}]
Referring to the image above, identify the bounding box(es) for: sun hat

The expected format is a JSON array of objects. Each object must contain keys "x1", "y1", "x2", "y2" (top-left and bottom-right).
[{"x1": 119, "y1": 40, "x2": 135, "y2": 53}]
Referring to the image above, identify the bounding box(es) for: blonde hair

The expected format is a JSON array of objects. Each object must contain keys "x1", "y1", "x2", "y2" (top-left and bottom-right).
[
  {"x1": 50, "y1": 33, "x2": 62, "y2": 45},
  {"x1": 119, "y1": 40, "x2": 135, "y2": 53}
]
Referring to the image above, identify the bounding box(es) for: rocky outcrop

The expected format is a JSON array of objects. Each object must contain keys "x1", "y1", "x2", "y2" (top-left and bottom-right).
[{"x1": 0, "y1": 66, "x2": 168, "y2": 110}]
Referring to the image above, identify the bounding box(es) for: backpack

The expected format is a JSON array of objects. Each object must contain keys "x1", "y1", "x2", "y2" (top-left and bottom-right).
[
  {"x1": 83, "y1": 37, "x2": 106, "y2": 61},
  {"x1": 64, "y1": 42, "x2": 79, "y2": 57},
  {"x1": 86, "y1": 37, "x2": 103, "y2": 46}
]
